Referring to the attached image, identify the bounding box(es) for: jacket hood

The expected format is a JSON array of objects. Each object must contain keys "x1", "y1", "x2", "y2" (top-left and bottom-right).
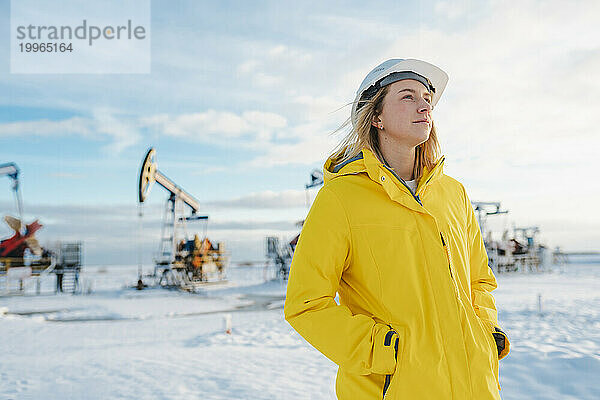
[{"x1": 323, "y1": 148, "x2": 445, "y2": 191}]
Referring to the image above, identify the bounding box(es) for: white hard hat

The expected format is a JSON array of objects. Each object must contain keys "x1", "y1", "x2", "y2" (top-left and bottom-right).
[{"x1": 351, "y1": 58, "x2": 449, "y2": 126}]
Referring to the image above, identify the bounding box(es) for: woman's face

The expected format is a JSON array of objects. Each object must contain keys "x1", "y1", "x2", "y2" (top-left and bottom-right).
[{"x1": 374, "y1": 79, "x2": 433, "y2": 148}]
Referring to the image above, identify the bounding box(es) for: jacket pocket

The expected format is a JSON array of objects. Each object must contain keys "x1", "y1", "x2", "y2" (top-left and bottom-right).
[
  {"x1": 475, "y1": 316, "x2": 501, "y2": 391},
  {"x1": 382, "y1": 328, "x2": 398, "y2": 398},
  {"x1": 382, "y1": 326, "x2": 407, "y2": 399}
]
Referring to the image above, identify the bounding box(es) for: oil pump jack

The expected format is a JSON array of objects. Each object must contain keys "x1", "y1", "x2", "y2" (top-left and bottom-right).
[
  {"x1": 471, "y1": 201, "x2": 550, "y2": 273},
  {"x1": 1, "y1": 162, "x2": 81, "y2": 294},
  {"x1": 0, "y1": 163, "x2": 50, "y2": 272},
  {"x1": 265, "y1": 168, "x2": 323, "y2": 280},
  {"x1": 138, "y1": 148, "x2": 227, "y2": 290}
]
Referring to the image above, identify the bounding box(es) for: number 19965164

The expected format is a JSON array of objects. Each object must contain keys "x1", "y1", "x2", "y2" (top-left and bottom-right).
[{"x1": 19, "y1": 42, "x2": 73, "y2": 52}]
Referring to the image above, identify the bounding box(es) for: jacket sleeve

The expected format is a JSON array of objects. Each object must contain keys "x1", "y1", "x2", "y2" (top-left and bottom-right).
[
  {"x1": 463, "y1": 185, "x2": 511, "y2": 360},
  {"x1": 284, "y1": 185, "x2": 399, "y2": 375}
]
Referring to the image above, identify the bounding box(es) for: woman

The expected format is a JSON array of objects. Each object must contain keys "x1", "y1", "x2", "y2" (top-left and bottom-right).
[{"x1": 284, "y1": 59, "x2": 510, "y2": 399}]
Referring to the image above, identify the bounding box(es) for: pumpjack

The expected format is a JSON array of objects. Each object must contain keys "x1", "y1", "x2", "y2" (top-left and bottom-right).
[
  {"x1": 472, "y1": 201, "x2": 549, "y2": 273},
  {"x1": 0, "y1": 163, "x2": 51, "y2": 274},
  {"x1": 138, "y1": 148, "x2": 227, "y2": 291},
  {"x1": 265, "y1": 168, "x2": 323, "y2": 280},
  {"x1": 0, "y1": 162, "x2": 81, "y2": 294}
]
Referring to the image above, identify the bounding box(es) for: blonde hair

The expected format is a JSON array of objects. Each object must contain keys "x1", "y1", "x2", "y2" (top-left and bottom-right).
[{"x1": 330, "y1": 85, "x2": 441, "y2": 182}]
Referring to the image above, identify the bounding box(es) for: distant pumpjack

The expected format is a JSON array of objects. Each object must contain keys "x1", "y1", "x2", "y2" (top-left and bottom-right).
[{"x1": 137, "y1": 148, "x2": 227, "y2": 291}]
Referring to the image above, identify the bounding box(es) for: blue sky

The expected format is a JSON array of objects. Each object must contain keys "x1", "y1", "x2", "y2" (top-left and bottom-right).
[{"x1": 1, "y1": 0, "x2": 599, "y2": 265}]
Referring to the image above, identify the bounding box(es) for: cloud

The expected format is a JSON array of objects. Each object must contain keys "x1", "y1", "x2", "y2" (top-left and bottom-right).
[
  {"x1": 291, "y1": 94, "x2": 347, "y2": 120},
  {"x1": 433, "y1": 1, "x2": 471, "y2": 20},
  {"x1": 0, "y1": 106, "x2": 332, "y2": 168},
  {"x1": 0, "y1": 117, "x2": 94, "y2": 138},
  {"x1": 206, "y1": 189, "x2": 307, "y2": 209},
  {"x1": 245, "y1": 121, "x2": 338, "y2": 168},
  {"x1": 237, "y1": 59, "x2": 260, "y2": 75},
  {"x1": 252, "y1": 72, "x2": 284, "y2": 88},
  {"x1": 0, "y1": 111, "x2": 141, "y2": 154},
  {"x1": 0, "y1": 108, "x2": 289, "y2": 154},
  {"x1": 140, "y1": 109, "x2": 288, "y2": 146},
  {"x1": 235, "y1": 44, "x2": 317, "y2": 92},
  {"x1": 93, "y1": 109, "x2": 143, "y2": 154}
]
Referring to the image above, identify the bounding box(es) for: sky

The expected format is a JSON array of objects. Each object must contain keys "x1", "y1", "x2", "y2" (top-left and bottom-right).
[{"x1": 1, "y1": 0, "x2": 599, "y2": 265}]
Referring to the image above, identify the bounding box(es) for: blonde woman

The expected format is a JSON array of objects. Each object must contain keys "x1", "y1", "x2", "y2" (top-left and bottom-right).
[{"x1": 284, "y1": 59, "x2": 510, "y2": 399}]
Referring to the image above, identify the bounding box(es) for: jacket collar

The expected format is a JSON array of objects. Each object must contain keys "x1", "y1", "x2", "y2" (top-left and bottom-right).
[{"x1": 323, "y1": 148, "x2": 445, "y2": 212}]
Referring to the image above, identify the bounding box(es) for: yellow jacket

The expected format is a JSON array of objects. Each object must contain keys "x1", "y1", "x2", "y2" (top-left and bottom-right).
[{"x1": 284, "y1": 148, "x2": 510, "y2": 399}]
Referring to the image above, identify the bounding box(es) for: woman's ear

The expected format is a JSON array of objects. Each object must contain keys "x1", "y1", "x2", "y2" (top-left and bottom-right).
[{"x1": 371, "y1": 115, "x2": 382, "y2": 129}]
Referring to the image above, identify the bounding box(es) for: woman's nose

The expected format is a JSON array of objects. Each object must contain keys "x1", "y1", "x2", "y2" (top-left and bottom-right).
[{"x1": 418, "y1": 100, "x2": 432, "y2": 114}]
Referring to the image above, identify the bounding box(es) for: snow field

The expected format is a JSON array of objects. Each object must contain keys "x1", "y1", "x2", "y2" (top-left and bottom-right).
[{"x1": 1, "y1": 264, "x2": 599, "y2": 399}]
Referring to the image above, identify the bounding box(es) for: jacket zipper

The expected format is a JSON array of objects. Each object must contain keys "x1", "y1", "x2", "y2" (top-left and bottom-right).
[
  {"x1": 441, "y1": 232, "x2": 460, "y2": 296},
  {"x1": 382, "y1": 165, "x2": 423, "y2": 206},
  {"x1": 440, "y1": 233, "x2": 450, "y2": 276},
  {"x1": 379, "y1": 164, "x2": 446, "y2": 398},
  {"x1": 382, "y1": 327, "x2": 399, "y2": 399}
]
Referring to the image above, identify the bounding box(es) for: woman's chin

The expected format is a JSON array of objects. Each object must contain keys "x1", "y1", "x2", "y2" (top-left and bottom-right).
[{"x1": 411, "y1": 131, "x2": 431, "y2": 147}]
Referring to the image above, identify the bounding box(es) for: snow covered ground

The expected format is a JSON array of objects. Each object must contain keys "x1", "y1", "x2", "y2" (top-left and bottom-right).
[{"x1": 1, "y1": 263, "x2": 599, "y2": 399}]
